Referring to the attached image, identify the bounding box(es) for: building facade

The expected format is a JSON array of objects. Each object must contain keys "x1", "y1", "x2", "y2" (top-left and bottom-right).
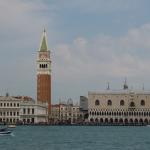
[
  {"x1": 51, "y1": 100, "x2": 83, "y2": 124},
  {"x1": 20, "y1": 99, "x2": 48, "y2": 124},
  {"x1": 80, "y1": 96, "x2": 88, "y2": 111},
  {"x1": 0, "y1": 95, "x2": 48, "y2": 124},
  {"x1": 79, "y1": 96, "x2": 88, "y2": 121},
  {"x1": 88, "y1": 89, "x2": 150, "y2": 124},
  {"x1": 0, "y1": 96, "x2": 20, "y2": 124},
  {"x1": 37, "y1": 29, "x2": 51, "y2": 114}
]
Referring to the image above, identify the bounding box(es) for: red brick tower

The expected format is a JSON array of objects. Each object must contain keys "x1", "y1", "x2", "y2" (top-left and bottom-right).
[{"x1": 37, "y1": 29, "x2": 51, "y2": 114}]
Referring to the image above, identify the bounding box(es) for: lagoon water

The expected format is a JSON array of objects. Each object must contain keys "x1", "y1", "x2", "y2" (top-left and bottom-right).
[{"x1": 0, "y1": 126, "x2": 150, "y2": 150}]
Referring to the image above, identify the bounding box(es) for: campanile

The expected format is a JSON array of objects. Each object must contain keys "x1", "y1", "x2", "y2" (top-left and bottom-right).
[{"x1": 37, "y1": 29, "x2": 51, "y2": 114}]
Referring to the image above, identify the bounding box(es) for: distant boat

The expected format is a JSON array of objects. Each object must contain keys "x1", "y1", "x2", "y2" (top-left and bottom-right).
[
  {"x1": 0, "y1": 128, "x2": 12, "y2": 135},
  {"x1": 8, "y1": 125, "x2": 16, "y2": 128}
]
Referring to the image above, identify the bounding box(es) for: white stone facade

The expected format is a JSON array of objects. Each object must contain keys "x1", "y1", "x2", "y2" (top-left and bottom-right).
[
  {"x1": 20, "y1": 100, "x2": 48, "y2": 124},
  {"x1": 0, "y1": 96, "x2": 48, "y2": 124},
  {"x1": 0, "y1": 96, "x2": 20, "y2": 124},
  {"x1": 88, "y1": 90, "x2": 150, "y2": 124}
]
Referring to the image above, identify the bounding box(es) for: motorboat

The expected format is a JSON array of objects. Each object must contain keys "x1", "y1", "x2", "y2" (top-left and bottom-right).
[{"x1": 0, "y1": 128, "x2": 12, "y2": 135}]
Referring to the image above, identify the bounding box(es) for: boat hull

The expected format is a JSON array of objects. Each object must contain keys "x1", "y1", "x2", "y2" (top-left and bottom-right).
[
  {"x1": 0, "y1": 131, "x2": 12, "y2": 135},
  {"x1": 0, "y1": 128, "x2": 12, "y2": 135}
]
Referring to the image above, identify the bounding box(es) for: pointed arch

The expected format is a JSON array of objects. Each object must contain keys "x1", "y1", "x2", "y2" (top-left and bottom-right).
[{"x1": 95, "y1": 99, "x2": 100, "y2": 106}]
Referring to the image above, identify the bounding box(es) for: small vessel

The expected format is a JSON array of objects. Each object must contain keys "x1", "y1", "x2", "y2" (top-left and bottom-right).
[
  {"x1": 0, "y1": 128, "x2": 12, "y2": 135},
  {"x1": 8, "y1": 125, "x2": 16, "y2": 128}
]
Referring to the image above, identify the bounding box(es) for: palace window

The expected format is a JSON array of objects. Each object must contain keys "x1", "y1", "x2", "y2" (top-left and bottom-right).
[
  {"x1": 107, "y1": 100, "x2": 112, "y2": 106},
  {"x1": 120, "y1": 100, "x2": 125, "y2": 106},
  {"x1": 32, "y1": 108, "x2": 34, "y2": 114},
  {"x1": 130, "y1": 102, "x2": 135, "y2": 107},
  {"x1": 95, "y1": 99, "x2": 100, "y2": 106},
  {"x1": 141, "y1": 100, "x2": 145, "y2": 106},
  {"x1": 23, "y1": 108, "x2": 26, "y2": 114},
  {"x1": 28, "y1": 108, "x2": 30, "y2": 114}
]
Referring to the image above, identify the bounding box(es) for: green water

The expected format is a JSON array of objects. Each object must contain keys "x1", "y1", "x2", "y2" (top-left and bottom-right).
[{"x1": 0, "y1": 126, "x2": 150, "y2": 150}]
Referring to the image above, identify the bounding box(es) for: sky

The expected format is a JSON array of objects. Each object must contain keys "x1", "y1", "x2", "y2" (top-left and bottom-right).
[{"x1": 1, "y1": 0, "x2": 150, "y2": 103}]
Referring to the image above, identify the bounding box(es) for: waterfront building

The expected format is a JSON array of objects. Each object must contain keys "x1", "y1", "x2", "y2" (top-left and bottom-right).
[
  {"x1": 51, "y1": 104, "x2": 60, "y2": 123},
  {"x1": 51, "y1": 99, "x2": 83, "y2": 124},
  {"x1": 37, "y1": 29, "x2": 51, "y2": 114},
  {"x1": 80, "y1": 96, "x2": 88, "y2": 111},
  {"x1": 20, "y1": 98, "x2": 48, "y2": 124},
  {"x1": 0, "y1": 95, "x2": 20, "y2": 124},
  {"x1": 88, "y1": 83, "x2": 150, "y2": 124},
  {"x1": 79, "y1": 96, "x2": 88, "y2": 121},
  {"x1": 0, "y1": 95, "x2": 48, "y2": 124}
]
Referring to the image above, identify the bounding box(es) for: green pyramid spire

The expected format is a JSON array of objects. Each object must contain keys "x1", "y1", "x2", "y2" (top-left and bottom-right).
[{"x1": 40, "y1": 29, "x2": 48, "y2": 51}]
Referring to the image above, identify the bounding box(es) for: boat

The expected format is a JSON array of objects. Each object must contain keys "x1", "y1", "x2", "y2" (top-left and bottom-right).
[
  {"x1": 8, "y1": 125, "x2": 16, "y2": 128},
  {"x1": 0, "y1": 128, "x2": 12, "y2": 135}
]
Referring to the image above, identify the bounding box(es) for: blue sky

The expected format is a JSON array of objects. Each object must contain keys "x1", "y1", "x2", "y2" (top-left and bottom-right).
[{"x1": 1, "y1": 0, "x2": 150, "y2": 103}]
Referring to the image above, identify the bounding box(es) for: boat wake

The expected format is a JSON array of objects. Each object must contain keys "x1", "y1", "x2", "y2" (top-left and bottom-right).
[
  {"x1": 10, "y1": 133, "x2": 15, "y2": 137},
  {"x1": 0, "y1": 132, "x2": 15, "y2": 136}
]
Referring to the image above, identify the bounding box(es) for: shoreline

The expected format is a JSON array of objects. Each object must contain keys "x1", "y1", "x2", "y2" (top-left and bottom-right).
[{"x1": 15, "y1": 123, "x2": 148, "y2": 126}]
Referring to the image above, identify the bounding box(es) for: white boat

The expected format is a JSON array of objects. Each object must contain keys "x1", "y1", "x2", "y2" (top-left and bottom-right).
[
  {"x1": 0, "y1": 128, "x2": 12, "y2": 135},
  {"x1": 8, "y1": 125, "x2": 16, "y2": 128}
]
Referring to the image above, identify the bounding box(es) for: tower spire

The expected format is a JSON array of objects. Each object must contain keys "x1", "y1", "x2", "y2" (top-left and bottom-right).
[
  {"x1": 107, "y1": 82, "x2": 110, "y2": 90},
  {"x1": 39, "y1": 29, "x2": 48, "y2": 51},
  {"x1": 44, "y1": 28, "x2": 46, "y2": 33},
  {"x1": 123, "y1": 78, "x2": 128, "y2": 90},
  {"x1": 142, "y1": 83, "x2": 145, "y2": 91}
]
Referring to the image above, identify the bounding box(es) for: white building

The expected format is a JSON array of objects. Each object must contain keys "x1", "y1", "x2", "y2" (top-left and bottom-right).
[
  {"x1": 0, "y1": 96, "x2": 20, "y2": 124},
  {"x1": 0, "y1": 95, "x2": 48, "y2": 124},
  {"x1": 20, "y1": 99, "x2": 48, "y2": 124},
  {"x1": 88, "y1": 88, "x2": 150, "y2": 124}
]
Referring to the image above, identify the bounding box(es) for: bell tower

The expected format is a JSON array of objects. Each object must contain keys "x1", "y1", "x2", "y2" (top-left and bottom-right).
[{"x1": 37, "y1": 29, "x2": 51, "y2": 114}]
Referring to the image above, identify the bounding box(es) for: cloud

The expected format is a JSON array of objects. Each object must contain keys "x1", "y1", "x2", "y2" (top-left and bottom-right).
[
  {"x1": 0, "y1": 0, "x2": 150, "y2": 102},
  {"x1": 53, "y1": 23, "x2": 150, "y2": 84},
  {"x1": 0, "y1": 0, "x2": 51, "y2": 97},
  {"x1": 50, "y1": 0, "x2": 144, "y2": 14},
  {"x1": 0, "y1": 0, "x2": 48, "y2": 32}
]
